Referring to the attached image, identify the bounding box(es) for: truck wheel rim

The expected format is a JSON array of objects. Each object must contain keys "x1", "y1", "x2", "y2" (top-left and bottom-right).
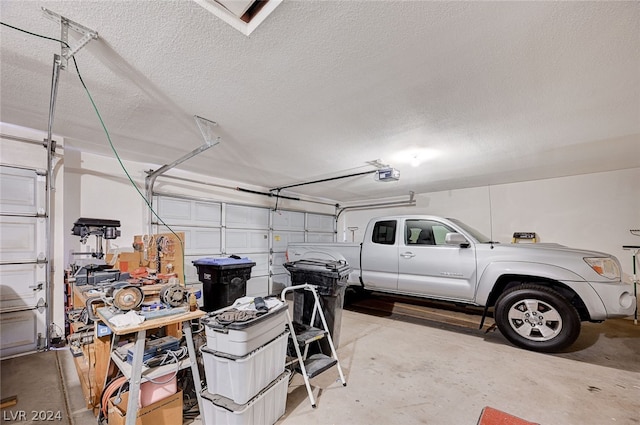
[{"x1": 507, "y1": 299, "x2": 563, "y2": 341}]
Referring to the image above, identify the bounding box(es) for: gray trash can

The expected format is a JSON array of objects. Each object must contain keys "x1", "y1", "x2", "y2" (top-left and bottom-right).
[{"x1": 283, "y1": 259, "x2": 350, "y2": 353}]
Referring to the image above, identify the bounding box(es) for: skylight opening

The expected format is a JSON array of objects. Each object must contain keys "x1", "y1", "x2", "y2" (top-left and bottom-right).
[{"x1": 194, "y1": 0, "x2": 282, "y2": 36}]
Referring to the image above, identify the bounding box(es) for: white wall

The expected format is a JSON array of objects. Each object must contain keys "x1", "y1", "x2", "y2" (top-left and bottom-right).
[{"x1": 339, "y1": 167, "x2": 640, "y2": 279}]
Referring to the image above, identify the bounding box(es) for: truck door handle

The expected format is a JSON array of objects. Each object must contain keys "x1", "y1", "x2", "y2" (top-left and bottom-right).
[{"x1": 400, "y1": 252, "x2": 415, "y2": 258}]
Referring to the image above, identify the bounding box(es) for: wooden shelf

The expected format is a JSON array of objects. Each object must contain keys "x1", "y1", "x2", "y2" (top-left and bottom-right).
[
  {"x1": 71, "y1": 345, "x2": 99, "y2": 410},
  {"x1": 110, "y1": 352, "x2": 192, "y2": 382}
]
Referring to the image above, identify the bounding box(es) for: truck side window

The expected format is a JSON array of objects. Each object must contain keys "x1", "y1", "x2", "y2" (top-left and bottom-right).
[
  {"x1": 372, "y1": 220, "x2": 396, "y2": 245},
  {"x1": 406, "y1": 220, "x2": 454, "y2": 246}
]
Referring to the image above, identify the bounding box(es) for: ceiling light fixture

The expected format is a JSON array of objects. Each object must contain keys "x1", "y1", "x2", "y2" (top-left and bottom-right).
[{"x1": 392, "y1": 148, "x2": 440, "y2": 168}]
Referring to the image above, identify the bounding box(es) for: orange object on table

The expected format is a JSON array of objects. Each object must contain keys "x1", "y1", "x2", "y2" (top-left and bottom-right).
[{"x1": 130, "y1": 267, "x2": 148, "y2": 278}]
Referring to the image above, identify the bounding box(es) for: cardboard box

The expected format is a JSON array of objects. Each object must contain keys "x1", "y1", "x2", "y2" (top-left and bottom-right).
[{"x1": 108, "y1": 390, "x2": 182, "y2": 425}]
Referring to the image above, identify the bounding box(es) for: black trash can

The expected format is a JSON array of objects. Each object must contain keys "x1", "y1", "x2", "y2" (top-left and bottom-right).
[
  {"x1": 193, "y1": 256, "x2": 256, "y2": 312},
  {"x1": 283, "y1": 259, "x2": 350, "y2": 353}
]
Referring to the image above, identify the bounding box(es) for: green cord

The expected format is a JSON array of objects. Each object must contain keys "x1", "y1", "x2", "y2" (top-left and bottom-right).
[{"x1": 1, "y1": 20, "x2": 188, "y2": 285}]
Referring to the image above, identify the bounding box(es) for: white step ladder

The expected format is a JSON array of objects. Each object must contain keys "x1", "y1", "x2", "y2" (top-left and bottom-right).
[{"x1": 281, "y1": 284, "x2": 347, "y2": 408}]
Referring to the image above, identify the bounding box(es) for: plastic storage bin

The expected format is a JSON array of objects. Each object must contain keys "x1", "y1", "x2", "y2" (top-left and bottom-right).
[
  {"x1": 201, "y1": 301, "x2": 287, "y2": 356},
  {"x1": 201, "y1": 370, "x2": 290, "y2": 425},
  {"x1": 193, "y1": 256, "x2": 256, "y2": 312},
  {"x1": 284, "y1": 259, "x2": 350, "y2": 350},
  {"x1": 201, "y1": 331, "x2": 288, "y2": 404}
]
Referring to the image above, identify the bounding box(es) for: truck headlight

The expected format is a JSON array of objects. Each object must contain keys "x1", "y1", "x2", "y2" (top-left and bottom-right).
[{"x1": 584, "y1": 257, "x2": 621, "y2": 280}]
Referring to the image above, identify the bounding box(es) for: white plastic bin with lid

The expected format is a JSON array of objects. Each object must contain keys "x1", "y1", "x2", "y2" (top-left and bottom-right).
[
  {"x1": 201, "y1": 331, "x2": 288, "y2": 405},
  {"x1": 201, "y1": 370, "x2": 290, "y2": 425},
  {"x1": 201, "y1": 301, "x2": 287, "y2": 356}
]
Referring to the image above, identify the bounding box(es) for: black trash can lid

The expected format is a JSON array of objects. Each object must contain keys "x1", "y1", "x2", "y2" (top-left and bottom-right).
[
  {"x1": 193, "y1": 256, "x2": 255, "y2": 267},
  {"x1": 283, "y1": 259, "x2": 351, "y2": 277}
]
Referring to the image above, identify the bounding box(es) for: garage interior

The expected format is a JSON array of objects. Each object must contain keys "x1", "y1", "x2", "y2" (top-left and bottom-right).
[{"x1": 0, "y1": 1, "x2": 639, "y2": 425}]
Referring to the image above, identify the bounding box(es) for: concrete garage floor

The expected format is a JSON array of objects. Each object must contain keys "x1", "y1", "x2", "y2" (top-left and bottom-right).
[
  {"x1": 2, "y1": 294, "x2": 639, "y2": 425},
  {"x1": 278, "y1": 293, "x2": 640, "y2": 425}
]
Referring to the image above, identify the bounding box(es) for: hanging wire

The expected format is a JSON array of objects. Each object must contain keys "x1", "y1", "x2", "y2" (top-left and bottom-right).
[{"x1": 1, "y1": 20, "x2": 187, "y2": 284}]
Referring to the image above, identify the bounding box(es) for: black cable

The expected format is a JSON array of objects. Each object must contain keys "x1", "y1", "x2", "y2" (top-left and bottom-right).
[
  {"x1": 1, "y1": 20, "x2": 187, "y2": 283},
  {"x1": 1, "y1": 21, "x2": 70, "y2": 47},
  {"x1": 272, "y1": 169, "x2": 377, "y2": 191}
]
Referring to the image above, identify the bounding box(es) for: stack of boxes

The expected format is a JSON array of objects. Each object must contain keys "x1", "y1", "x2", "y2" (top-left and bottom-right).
[{"x1": 200, "y1": 301, "x2": 290, "y2": 425}]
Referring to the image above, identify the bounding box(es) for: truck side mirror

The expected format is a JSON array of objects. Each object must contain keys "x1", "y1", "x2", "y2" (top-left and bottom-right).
[{"x1": 445, "y1": 232, "x2": 470, "y2": 248}]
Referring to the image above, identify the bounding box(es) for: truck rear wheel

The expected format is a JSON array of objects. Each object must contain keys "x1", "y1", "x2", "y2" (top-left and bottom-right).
[{"x1": 495, "y1": 284, "x2": 580, "y2": 353}]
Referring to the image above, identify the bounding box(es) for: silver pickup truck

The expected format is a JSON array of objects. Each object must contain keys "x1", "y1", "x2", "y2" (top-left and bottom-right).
[{"x1": 286, "y1": 215, "x2": 636, "y2": 353}]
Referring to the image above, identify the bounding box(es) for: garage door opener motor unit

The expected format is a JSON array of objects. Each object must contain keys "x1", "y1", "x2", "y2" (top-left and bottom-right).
[{"x1": 375, "y1": 167, "x2": 400, "y2": 182}]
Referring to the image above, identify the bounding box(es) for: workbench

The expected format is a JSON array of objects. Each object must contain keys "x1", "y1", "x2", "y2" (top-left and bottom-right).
[
  {"x1": 70, "y1": 281, "x2": 191, "y2": 414},
  {"x1": 97, "y1": 308, "x2": 205, "y2": 425},
  {"x1": 66, "y1": 231, "x2": 194, "y2": 420}
]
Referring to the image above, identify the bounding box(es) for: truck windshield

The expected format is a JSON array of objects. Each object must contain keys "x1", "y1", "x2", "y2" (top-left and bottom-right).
[{"x1": 447, "y1": 218, "x2": 492, "y2": 243}]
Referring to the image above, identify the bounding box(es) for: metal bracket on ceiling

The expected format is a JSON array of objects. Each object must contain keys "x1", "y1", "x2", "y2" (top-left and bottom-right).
[
  {"x1": 336, "y1": 191, "x2": 416, "y2": 219},
  {"x1": 42, "y1": 8, "x2": 98, "y2": 70},
  {"x1": 144, "y1": 115, "x2": 221, "y2": 235}
]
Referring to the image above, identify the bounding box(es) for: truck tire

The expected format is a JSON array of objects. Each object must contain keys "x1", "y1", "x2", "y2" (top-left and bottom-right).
[
  {"x1": 344, "y1": 285, "x2": 371, "y2": 305},
  {"x1": 494, "y1": 284, "x2": 580, "y2": 353}
]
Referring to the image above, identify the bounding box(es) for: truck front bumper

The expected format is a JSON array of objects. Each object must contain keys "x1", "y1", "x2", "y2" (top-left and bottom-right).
[{"x1": 583, "y1": 280, "x2": 636, "y2": 320}]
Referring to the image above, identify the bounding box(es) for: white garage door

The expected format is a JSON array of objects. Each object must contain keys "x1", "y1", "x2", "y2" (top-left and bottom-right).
[
  {"x1": 270, "y1": 210, "x2": 336, "y2": 292},
  {"x1": 154, "y1": 195, "x2": 336, "y2": 297},
  {"x1": 0, "y1": 165, "x2": 49, "y2": 358}
]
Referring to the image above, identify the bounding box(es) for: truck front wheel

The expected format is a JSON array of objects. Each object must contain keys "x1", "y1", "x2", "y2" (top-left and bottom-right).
[{"x1": 494, "y1": 284, "x2": 580, "y2": 353}]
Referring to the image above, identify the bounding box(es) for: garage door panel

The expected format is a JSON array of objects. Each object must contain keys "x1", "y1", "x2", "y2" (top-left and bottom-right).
[
  {"x1": 195, "y1": 203, "x2": 221, "y2": 224},
  {"x1": 0, "y1": 264, "x2": 45, "y2": 311},
  {"x1": 226, "y1": 229, "x2": 269, "y2": 253},
  {"x1": 272, "y1": 210, "x2": 305, "y2": 231},
  {"x1": 226, "y1": 205, "x2": 269, "y2": 229},
  {"x1": 0, "y1": 310, "x2": 40, "y2": 357},
  {"x1": 191, "y1": 229, "x2": 221, "y2": 254},
  {"x1": 0, "y1": 216, "x2": 45, "y2": 262},
  {"x1": 156, "y1": 226, "x2": 221, "y2": 255},
  {"x1": 0, "y1": 166, "x2": 45, "y2": 215},
  {"x1": 1, "y1": 140, "x2": 49, "y2": 359},
  {"x1": 155, "y1": 197, "x2": 221, "y2": 226},
  {"x1": 156, "y1": 195, "x2": 336, "y2": 301},
  {"x1": 307, "y1": 232, "x2": 335, "y2": 243},
  {"x1": 272, "y1": 231, "x2": 304, "y2": 252},
  {"x1": 246, "y1": 276, "x2": 269, "y2": 297},
  {"x1": 156, "y1": 197, "x2": 191, "y2": 221},
  {"x1": 226, "y1": 252, "x2": 268, "y2": 276},
  {"x1": 307, "y1": 213, "x2": 335, "y2": 232},
  {"x1": 271, "y1": 252, "x2": 288, "y2": 275}
]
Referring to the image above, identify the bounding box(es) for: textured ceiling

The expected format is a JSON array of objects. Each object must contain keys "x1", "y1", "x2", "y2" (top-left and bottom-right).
[{"x1": 1, "y1": 1, "x2": 638, "y2": 204}]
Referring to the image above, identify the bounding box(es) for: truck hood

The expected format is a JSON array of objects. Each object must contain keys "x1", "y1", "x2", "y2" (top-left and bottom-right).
[
  {"x1": 475, "y1": 242, "x2": 622, "y2": 282},
  {"x1": 497, "y1": 242, "x2": 613, "y2": 258}
]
